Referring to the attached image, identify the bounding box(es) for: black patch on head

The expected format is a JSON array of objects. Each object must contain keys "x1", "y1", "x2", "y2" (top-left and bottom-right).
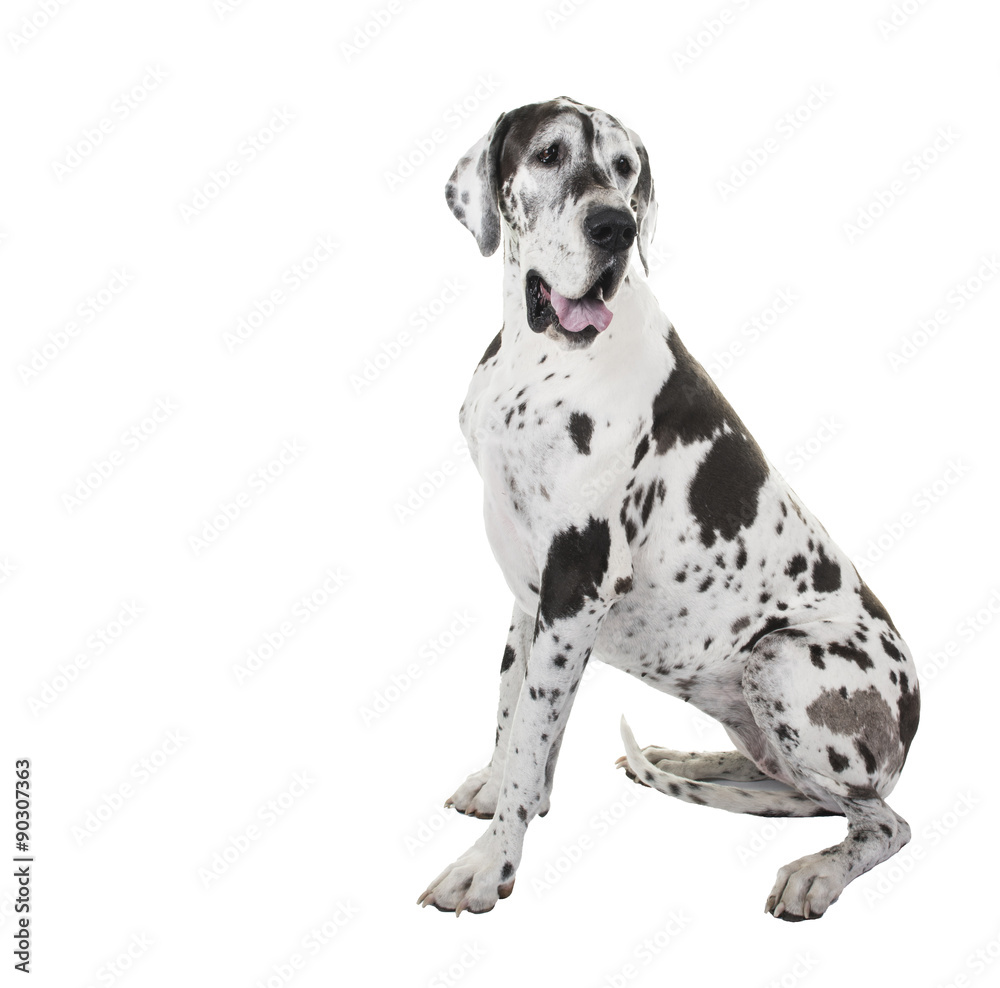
[
  {"x1": 500, "y1": 645, "x2": 515, "y2": 674},
  {"x1": 632, "y1": 435, "x2": 649, "y2": 468},
  {"x1": 811, "y1": 545, "x2": 841, "y2": 593},
  {"x1": 785, "y1": 555, "x2": 807, "y2": 578},
  {"x1": 828, "y1": 641, "x2": 874, "y2": 671},
  {"x1": 858, "y1": 581, "x2": 899, "y2": 634},
  {"x1": 568, "y1": 412, "x2": 594, "y2": 455},
  {"x1": 827, "y1": 747, "x2": 850, "y2": 772},
  {"x1": 539, "y1": 517, "x2": 611, "y2": 624},
  {"x1": 479, "y1": 330, "x2": 502, "y2": 366}
]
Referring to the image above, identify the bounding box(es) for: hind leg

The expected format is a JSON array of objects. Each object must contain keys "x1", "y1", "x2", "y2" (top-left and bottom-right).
[
  {"x1": 615, "y1": 748, "x2": 767, "y2": 781},
  {"x1": 742, "y1": 620, "x2": 920, "y2": 919},
  {"x1": 766, "y1": 794, "x2": 910, "y2": 920}
]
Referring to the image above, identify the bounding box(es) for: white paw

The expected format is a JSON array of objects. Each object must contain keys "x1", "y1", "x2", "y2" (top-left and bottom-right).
[
  {"x1": 446, "y1": 766, "x2": 550, "y2": 819},
  {"x1": 417, "y1": 843, "x2": 516, "y2": 915},
  {"x1": 765, "y1": 851, "x2": 845, "y2": 921},
  {"x1": 445, "y1": 766, "x2": 498, "y2": 818}
]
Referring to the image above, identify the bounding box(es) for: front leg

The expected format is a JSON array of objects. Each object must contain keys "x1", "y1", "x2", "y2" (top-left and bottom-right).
[
  {"x1": 419, "y1": 516, "x2": 630, "y2": 914},
  {"x1": 445, "y1": 603, "x2": 532, "y2": 818}
]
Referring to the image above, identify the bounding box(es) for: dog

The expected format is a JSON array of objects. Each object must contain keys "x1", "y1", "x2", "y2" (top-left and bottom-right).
[{"x1": 417, "y1": 97, "x2": 920, "y2": 921}]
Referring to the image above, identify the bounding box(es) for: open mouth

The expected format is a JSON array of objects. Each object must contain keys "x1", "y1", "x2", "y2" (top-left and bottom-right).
[{"x1": 526, "y1": 270, "x2": 616, "y2": 338}]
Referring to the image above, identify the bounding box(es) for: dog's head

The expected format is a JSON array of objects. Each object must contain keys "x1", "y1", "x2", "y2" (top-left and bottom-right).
[{"x1": 445, "y1": 97, "x2": 657, "y2": 345}]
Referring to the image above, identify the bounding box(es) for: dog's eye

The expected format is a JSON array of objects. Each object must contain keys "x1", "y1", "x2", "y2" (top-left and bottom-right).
[
  {"x1": 536, "y1": 144, "x2": 560, "y2": 165},
  {"x1": 616, "y1": 155, "x2": 633, "y2": 177}
]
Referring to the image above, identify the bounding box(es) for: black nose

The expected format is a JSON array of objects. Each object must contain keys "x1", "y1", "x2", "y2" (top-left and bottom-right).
[{"x1": 584, "y1": 207, "x2": 637, "y2": 253}]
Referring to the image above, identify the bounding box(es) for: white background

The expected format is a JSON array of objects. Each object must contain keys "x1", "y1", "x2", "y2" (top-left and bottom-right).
[{"x1": 3, "y1": 0, "x2": 999, "y2": 985}]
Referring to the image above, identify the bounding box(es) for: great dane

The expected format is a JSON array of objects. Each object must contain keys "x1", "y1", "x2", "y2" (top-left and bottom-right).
[{"x1": 417, "y1": 97, "x2": 920, "y2": 921}]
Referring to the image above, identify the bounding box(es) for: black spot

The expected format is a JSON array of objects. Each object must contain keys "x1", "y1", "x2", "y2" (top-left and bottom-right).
[
  {"x1": 553, "y1": 654, "x2": 567, "y2": 668},
  {"x1": 668, "y1": 782, "x2": 681, "y2": 796},
  {"x1": 731, "y1": 616, "x2": 751, "y2": 633},
  {"x1": 698, "y1": 575, "x2": 714, "y2": 593},
  {"x1": 478, "y1": 330, "x2": 502, "y2": 366},
  {"x1": 858, "y1": 581, "x2": 899, "y2": 634},
  {"x1": 828, "y1": 641, "x2": 874, "y2": 671},
  {"x1": 741, "y1": 616, "x2": 790, "y2": 652},
  {"x1": 736, "y1": 540, "x2": 747, "y2": 570},
  {"x1": 881, "y1": 634, "x2": 902, "y2": 662},
  {"x1": 568, "y1": 412, "x2": 594, "y2": 455},
  {"x1": 614, "y1": 576, "x2": 632, "y2": 595},
  {"x1": 888, "y1": 670, "x2": 897, "y2": 684},
  {"x1": 501, "y1": 861, "x2": 514, "y2": 880},
  {"x1": 517, "y1": 805, "x2": 527, "y2": 822},
  {"x1": 827, "y1": 747, "x2": 850, "y2": 772},
  {"x1": 898, "y1": 682, "x2": 920, "y2": 758},
  {"x1": 809, "y1": 644, "x2": 826, "y2": 669},
  {"x1": 624, "y1": 519, "x2": 637, "y2": 543},
  {"x1": 632, "y1": 434, "x2": 649, "y2": 468},
  {"x1": 539, "y1": 517, "x2": 611, "y2": 623},
  {"x1": 811, "y1": 545, "x2": 841, "y2": 593},
  {"x1": 775, "y1": 722, "x2": 799, "y2": 744},
  {"x1": 879, "y1": 823, "x2": 893, "y2": 838},
  {"x1": 688, "y1": 431, "x2": 769, "y2": 547},
  {"x1": 675, "y1": 570, "x2": 687, "y2": 583},
  {"x1": 641, "y1": 484, "x2": 656, "y2": 525},
  {"x1": 855, "y1": 740, "x2": 877, "y2": 774},
  {"x1": 785, "y1": 555, "x2": 807, "y2": 578},
  {"x1": 500, "y1": 645, "x2": 515, "y2": 674}
]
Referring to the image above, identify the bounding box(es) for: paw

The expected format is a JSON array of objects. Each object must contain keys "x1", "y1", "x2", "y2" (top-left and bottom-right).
[
  {"x1": 446, "y1": 766, "x2": 549, "y2": 818},
  {"x1": 765, "y1": 852, "x2": 844, "y2": 921},
  {"x1": 417, "y1": 843, "x2": 516, "y2": 915},
  {"x1": 445, "y1": 766, "x2": 499, "y2": 819}
]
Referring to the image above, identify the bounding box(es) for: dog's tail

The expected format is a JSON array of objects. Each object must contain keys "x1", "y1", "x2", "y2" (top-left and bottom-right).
[{"x1": 619, "y1": 717, "x2": 839, "y2": 818}]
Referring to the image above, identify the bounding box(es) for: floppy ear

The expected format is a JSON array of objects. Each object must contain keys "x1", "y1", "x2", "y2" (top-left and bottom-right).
[
  {"x1": 626, "y1": 128, "x2": 657, "y2": 275},
  {"x1": 445, "y1": 112, "x2": 507, "y2": 256}
]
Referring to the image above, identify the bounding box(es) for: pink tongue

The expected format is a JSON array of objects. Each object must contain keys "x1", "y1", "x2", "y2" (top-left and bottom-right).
[{"x1": 540, "y1": 282, "x2": 613, "y2": 333}]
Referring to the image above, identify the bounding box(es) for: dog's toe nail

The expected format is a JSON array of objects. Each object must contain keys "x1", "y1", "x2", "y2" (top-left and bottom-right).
[
  {"x1": 773, "y1": 902, "x2": 785, "y2": 918},
  {"x1": 455, "y1": 898, "x2": 469, "y2": 917}
]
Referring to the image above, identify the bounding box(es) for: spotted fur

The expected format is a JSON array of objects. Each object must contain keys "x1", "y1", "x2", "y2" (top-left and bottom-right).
[{"x1": 420, "y1": 98, "x2": 920, "y2": 922}]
